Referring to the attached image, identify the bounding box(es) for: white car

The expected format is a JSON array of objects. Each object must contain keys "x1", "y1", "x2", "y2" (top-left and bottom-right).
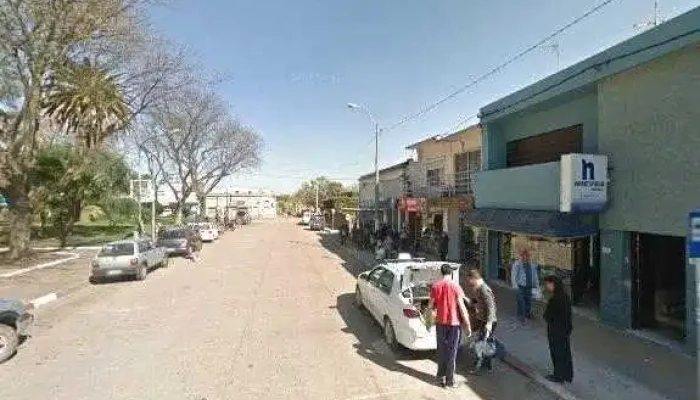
[
  {"x1": 301, "y1": 211, "x2": 311, "y2": 225},
  {"x1": 190, "y1": 223, "x2": 218, "y2": 242},
  {"x1": 355, "y1": 258, "x2": 461, "y2": 351}
]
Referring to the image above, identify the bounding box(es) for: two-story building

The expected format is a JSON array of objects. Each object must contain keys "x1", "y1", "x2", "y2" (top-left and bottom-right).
[
  {"x1": 358, "y1": 160, "x2": 412, "y2": 230},
  {"x1": 405, "y1": 124, "x2": 482, "y2": 262},
  {"x1": 471, "y1": 7, "x2": 700, "y2": 353}
]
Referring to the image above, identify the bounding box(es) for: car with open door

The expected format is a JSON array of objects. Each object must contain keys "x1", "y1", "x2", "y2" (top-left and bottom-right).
[{"x1": 354, "y1": 257, "x2": 461, "y2": 351}]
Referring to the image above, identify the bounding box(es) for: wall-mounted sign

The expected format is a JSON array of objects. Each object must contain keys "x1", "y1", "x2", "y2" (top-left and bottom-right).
[
  {"x1": 398, "y1": 197, "x2": 425, "y2": 213},
  {"x1": 427, "y1": 196, "x2": 473, "y2": 210},
  {"x1": 689, "y1": 210, "x2": 700, "y2": 259},
  {"x1": 560, "y1": 154, "x2": 608, "y2": 213}
]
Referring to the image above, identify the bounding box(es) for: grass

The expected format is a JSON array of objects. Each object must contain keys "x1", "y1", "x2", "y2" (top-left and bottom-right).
[{"x1": 0, "y1": 223, "x2": 137, "y2": 248}]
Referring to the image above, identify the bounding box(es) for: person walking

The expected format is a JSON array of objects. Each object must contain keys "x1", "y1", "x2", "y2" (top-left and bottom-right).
[
  {"x1": 439, "y1": 231, "x2": 449, "y2": 261},
  {"x1": 429, "y1": 264, "x2": 470, "y2": 389},
  {"x1": 465, "y1": 269, "x2": 498, "y2": 374},
  {"x1": 511, "y1": 249, "x2": 539, "y2": 322},
  {"x1": 543, "y1": 275, "x2": 574, "y2": 383}
]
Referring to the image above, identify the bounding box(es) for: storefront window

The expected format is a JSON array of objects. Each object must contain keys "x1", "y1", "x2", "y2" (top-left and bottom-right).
[{"x1": 498, "y1": 233, "x2": 578, "y2": 290}]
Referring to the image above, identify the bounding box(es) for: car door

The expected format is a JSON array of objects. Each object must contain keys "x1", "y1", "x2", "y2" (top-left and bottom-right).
[
  {"x1": 363, "y1": 267, "x2": 387, "y2": 321},
  {"x1": 373, "y1": 269, "x2": 396, "y2": 321}
]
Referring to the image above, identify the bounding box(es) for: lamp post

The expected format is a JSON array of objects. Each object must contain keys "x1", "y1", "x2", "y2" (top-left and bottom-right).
[{"x1": 347, "y1": 102, "x2": 380, "y2": 232}]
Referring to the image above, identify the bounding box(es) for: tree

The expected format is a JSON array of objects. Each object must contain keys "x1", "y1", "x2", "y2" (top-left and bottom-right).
[
  {"x1": 295, "y1": 177, "x2": 347, "y2": 209},
  {"x1": 0, "y1": 0, "x2": 194, "y2": 258},
  {"x1": 31, "y1": 145, "x2": 131, "y2": 246},
  {"x1": 43, "y1": 60, "x2": 130, "y2": 148},
  {"x1": 139, "y1": 90, "x2": 262, "y2": 222}
]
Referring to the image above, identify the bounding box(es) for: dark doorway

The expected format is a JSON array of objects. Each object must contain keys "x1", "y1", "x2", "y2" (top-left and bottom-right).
[
  {"x1": 433, "y1": 213, "x2": 444, "y2": 233},
  {"x1": 571, "y1": 237, "x2": 599, "y2": 308},
  {"x1": 632, "y1": 233, "x2": 686, "y2": 339}
]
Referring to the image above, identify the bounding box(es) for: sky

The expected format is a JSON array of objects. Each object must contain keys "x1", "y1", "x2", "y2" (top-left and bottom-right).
[{"x1": 148, "y1": 0, "x2": 700, "y2": 194}]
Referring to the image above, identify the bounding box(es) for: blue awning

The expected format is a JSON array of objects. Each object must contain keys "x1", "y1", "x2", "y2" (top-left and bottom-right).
[{"x1": 462, "y1": 208, "x2": 597, "y2": 239}]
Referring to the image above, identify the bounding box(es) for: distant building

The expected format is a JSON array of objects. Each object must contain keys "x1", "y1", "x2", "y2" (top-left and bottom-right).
[{"x1": 205, "y1": 190, "x2": 277, "y2": 220}]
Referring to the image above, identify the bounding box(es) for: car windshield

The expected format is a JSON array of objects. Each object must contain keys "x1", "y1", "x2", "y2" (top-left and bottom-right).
[{"x1": 98, "y1": 243, "x2": 135, "y2": 257}]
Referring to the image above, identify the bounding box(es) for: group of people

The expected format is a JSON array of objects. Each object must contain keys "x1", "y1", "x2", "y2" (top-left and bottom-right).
[{"x1": 428, "y1": 250, "x2": 574, "y2": 389}]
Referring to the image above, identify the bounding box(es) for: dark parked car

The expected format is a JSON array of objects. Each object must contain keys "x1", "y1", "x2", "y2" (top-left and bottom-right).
[
  {"x1": 156, "y1": 227, "x2": 203, "y2": 257},
  {"x1": 235, "y1": 210, "x2": 252, "y2": 225},
  {"x1": 0, "y1": 298, "x2": 33, "y2": 363},
  {"x1": 309, "y1": 214, "x2": 326, "y2": 231}
]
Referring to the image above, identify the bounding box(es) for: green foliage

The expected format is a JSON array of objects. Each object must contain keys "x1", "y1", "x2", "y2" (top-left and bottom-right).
[
  {"x1": 290, "y1": 177, "x2": 358, "y2": 211},
  {"x1": 31, "y1": 145, "x2": 132, "y2": 245}
]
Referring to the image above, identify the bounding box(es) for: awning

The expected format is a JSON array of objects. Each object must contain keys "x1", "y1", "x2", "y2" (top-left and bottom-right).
[{"x1": 462, "y1": 208, "x2": 597, "y2": 239}]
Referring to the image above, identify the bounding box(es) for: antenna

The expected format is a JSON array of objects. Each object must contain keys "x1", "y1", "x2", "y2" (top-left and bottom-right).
[{"x1": 634, "y1": 0, "x2": 663, "y2": 30}]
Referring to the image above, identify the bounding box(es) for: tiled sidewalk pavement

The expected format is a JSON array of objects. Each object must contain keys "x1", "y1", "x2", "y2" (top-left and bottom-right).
[
  {"x1": 324, "y1": 235, "x2": 696, "y2": 400},
  {"x1": 492, "y1": 284, "x2": 696, "y2": 400}
]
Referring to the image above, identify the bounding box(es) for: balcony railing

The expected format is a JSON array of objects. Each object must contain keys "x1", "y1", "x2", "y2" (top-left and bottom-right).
[{"x1": 412, "y1": 171, "x2": 476, "y2": 198}]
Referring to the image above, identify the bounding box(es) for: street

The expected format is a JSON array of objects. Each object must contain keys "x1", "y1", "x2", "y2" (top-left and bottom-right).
[{"x1": 0, "y1": 219, "x2": 555, "y2": 400}]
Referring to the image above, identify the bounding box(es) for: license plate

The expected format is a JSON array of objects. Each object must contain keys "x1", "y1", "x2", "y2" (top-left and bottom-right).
[{"x1": 106, "y1": 270, "x2": 122, "y2": 276}]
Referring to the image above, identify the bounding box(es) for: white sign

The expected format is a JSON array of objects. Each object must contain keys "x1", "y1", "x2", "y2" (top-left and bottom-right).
[{"x1": 560, "y1": 154, "x2": 608, "y2": 213}]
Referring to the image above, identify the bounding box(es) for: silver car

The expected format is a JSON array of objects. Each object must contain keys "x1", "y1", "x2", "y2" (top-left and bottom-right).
[
  {"x1": 0, "y1": 298, "x2": 33, "y2": 364},
  {"x1": 90, "y1": 239, "x2": 168, "y2": 283}
]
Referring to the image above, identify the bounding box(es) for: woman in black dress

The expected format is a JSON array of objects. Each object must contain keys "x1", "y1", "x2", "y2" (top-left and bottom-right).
[{"x1": 543, "y1": 275, "x2": 573, "y2": 383}]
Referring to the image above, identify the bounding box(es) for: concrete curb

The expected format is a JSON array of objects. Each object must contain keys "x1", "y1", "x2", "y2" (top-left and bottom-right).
[
  {"x1": 25, "y1": 279, "x2": 92, "y2": 310},
  {"x1": 0, "y1": 251, "x2": 80, "y2": 278},
  {"x1": 331, "y1": 238, "x2": 581, "y2": 400},
  {"x1": 0, "y1": 246, "x2": 102, "y2": 252}
]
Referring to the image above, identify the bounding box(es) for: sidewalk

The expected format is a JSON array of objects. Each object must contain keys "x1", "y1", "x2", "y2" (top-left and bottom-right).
[
  {"x1": 328, "y1": 237, "x2": 696, "y2": 400},
  {"x1": 492, "y1": 284, "x2": 695, "y2": 400}
]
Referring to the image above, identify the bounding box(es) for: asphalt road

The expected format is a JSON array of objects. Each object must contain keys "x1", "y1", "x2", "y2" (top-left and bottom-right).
[{"x1": 0, "y1": 219, "x2": 556, "y2": 400}]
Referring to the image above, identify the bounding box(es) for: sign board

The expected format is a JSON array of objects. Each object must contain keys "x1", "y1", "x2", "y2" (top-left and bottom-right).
[
  {"x1": 398, "y1": 197, "x2": 424, "y2": 213},
  {"x1": 689, "y1": 210, "x2": 700, "y2": 259},
  {"x1": 560, "y1": 154, "x2": 608, "y2": 213},
  {"x1": 427, "y1": 196, "x2": 473, "y2": 210}
]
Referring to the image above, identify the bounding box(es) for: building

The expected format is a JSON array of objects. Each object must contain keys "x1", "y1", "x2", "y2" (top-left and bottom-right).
[
  {"x1": 406, "y1": 125, "x2": 482, "y2": 262},
  {"x1": 357, "y1": 160, "x2": 413, "y2": 230},
  {"x1": 471, "y1": 7, "x2": 700, "y2": 353},
  {"x1": 205, "y1": 190, "x2": 277, "y2": 220}
]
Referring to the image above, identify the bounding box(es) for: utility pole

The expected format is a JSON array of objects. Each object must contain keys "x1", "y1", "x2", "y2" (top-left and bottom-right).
[
  {"x1": 315, "y1": 180, "x2": 319, "y2": 213},
  {"x1": 374, "y1": 121, "x2": 380, "y2": 232},
  {"x1": 543, "y1": 42, "x2": 561, "y2": 71}
]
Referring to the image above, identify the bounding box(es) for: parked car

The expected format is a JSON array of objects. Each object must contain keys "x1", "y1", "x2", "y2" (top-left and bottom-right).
[
  {"x1": 90, "y1": 239, "x2": 168, "y2": 282},
  {"x1": 354, "y1": 258, "x2": 461, "y2": 351},
  {"x1": 0, "y1": 298, "x2": 33, "y2": 364},
  {"x1": 157, "y1": 227, "x2": 202, "y2": 257},
  {"x1": 301, "y1": 211, "x2": 312, "y2": 225},
  {"x1": 189, "y1": 222, "x2": 218, "y2": 242},
  {"x1": 235, "y1": 210, "x2": 252, "y2": 225},
  {"x1": 309, "y1": 214, "x2": 325, "y2": 231}
]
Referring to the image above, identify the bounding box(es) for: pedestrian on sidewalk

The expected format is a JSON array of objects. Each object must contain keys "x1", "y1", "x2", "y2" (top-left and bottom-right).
[
  {"x1": 543, "y1": 275, "x2": 574, "y2": 384},
  {"x1": 439, "y1": 231, "x2": 449, "y2": 261},
  {"x1": 465, "y1": 268, "x2": 498, "y2": 375},
  {"x1": 429, "y1": 264, "x2": 471, "y2": 389},
  {"x1": 511, "y1": 249, "x2": 539, "y2": 322}
]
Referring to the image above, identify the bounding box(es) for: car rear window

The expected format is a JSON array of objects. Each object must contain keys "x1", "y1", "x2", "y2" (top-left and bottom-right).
[
  {"x1": 99, "y1": 243, "x2": 135, "y2": 257},
  {"x1": 160, "y1": 229, "x2": 186, "y2": 239}
]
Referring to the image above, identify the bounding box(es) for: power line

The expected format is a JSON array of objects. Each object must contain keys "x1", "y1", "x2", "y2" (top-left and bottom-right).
[{"x1": 381, "y1": 0, "x2": 620, "y2": 133}]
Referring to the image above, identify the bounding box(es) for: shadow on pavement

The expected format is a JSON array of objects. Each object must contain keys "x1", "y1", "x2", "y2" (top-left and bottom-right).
[
  {"x1": 316, "y1": 232, "x2": 372, "y2": 278},
  {"x1": 335, "y1": 292, "x2": 546, "y2": 400}
]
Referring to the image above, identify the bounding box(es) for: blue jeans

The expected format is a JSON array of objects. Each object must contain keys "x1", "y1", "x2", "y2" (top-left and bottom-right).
[
  {"x1": 517, "y1": 285, "x2": 532, "y2": 319},
  {"x1": 436, "y1": 324, "x2": 461, "y2": 384}
]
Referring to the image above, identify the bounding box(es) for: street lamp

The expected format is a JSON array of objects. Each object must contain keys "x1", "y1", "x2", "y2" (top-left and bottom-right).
[{"x1": 347, "y1": 102, "x2": 380, "y2": 232}]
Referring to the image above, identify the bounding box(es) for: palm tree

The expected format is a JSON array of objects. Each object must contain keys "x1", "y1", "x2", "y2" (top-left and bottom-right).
[{"x1": 43, "y1": 59, "x2": 130, "y2": 149}]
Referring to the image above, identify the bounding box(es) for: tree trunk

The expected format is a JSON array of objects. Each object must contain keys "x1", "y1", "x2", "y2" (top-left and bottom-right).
[
  {"x1": 7, "y1": 186, "x2": 32, "y2": 260},
  {"x1": 197, "y1": 192, "x2": 207, "y2": 220},
  {"x1": 173, "y1": 202, "x2": 183, "y2": 225}
]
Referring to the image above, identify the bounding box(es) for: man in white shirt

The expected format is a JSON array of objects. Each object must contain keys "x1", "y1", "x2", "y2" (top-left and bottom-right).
[{"x1": 511, "y1": 249, "x2": 539, "y2": 321}]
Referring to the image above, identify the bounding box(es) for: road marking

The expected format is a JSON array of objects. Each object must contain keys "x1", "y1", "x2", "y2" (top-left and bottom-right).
[
  {"x1": 0, "y1": 251, "x2": 80, "y2": 278},
  {"x1": 29, "y1": 292, "x2": 58, "y2": 308}
]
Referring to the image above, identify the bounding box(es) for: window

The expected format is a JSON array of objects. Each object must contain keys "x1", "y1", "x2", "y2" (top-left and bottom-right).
[
  {"x1": 368, "y1": 267, "x2": 386, "y2": 285},
  {"x1": 506, "y1": 124, "x2": 582, "y2": 168},
  {"x1": 99, "y1": 243, "x2": 135, "y2": 257},
  {"x1": 377, "y1": 270, "x2": 395, "y2": 294}
]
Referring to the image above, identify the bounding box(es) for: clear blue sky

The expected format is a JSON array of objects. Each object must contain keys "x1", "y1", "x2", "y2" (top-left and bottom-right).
[{"x1": 149, "y1": 0, "x2": 699, "y2": 193}]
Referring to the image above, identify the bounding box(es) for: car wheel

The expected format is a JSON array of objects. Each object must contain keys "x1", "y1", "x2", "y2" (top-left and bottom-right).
[
  {"x1": 354, "y1": 286, "x2": 364, "y2": 309},
  {"x1": 89, "y1": 275, "x2": 100, "y2": 285},
  {"x1": 0, "y1": 323, "x2": 19, "y2": 364},
  {"x1": 135, "y1": 265, "x2": 147, "y2": 281},
  {"x1": 384, "y1": 318, "x2": 399, "y2": 351}
]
